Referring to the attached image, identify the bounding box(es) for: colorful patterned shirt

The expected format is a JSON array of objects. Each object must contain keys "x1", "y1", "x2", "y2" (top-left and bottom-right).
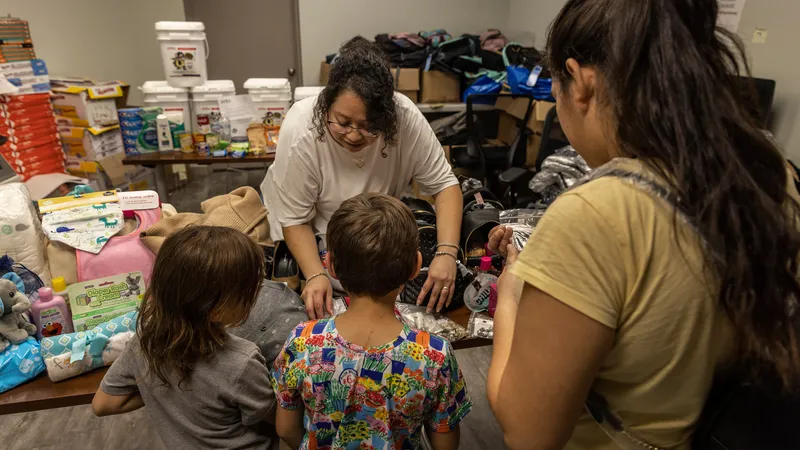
[{"x1": 271, "y1": 318, "x2": 472, "y2": 450}]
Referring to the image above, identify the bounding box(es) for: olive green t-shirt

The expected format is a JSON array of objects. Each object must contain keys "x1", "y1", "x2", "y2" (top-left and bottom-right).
[{"x1": 512, "y1": 158, "x2": 735, "y2": 449}]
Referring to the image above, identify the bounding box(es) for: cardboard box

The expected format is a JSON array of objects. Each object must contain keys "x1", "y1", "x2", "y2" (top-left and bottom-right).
[
  {"x1": 419, "y1": 70, "x2": 460, "y2": 103},
  {"x1": 319, "y1": 62, "x2": 420, "y2": 101},
  {"x1": 67, "y1": 272, "x2": 143, "y2": 332},
  {"x1": 58, "y1": 124, "x2": 123, "y2": 160},
  {"x1": 66, "y1": 152, "x2": 134, "y2": 190},
  {"x1": 51, "y1": 84, "x2": 123, "y2": 127},
  {"x1": 51, "y1": 77, "x2": 130, "y2": 110},
  {"x1": 494, "y1": 98, "x2": 556, "y2": 166}
]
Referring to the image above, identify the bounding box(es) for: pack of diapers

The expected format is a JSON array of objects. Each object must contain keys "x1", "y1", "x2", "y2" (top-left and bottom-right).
[
  {"x1": 0, "y1": 183, "x2": 51, "y2": 284},
  {"x1": 0, "y1": 337, "x2": 46, "y2": 393}
]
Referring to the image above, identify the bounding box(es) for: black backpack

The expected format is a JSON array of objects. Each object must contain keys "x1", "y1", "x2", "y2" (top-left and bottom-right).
[{"x1": 579, "y1": 161, "x2": 800, "y2": 450}]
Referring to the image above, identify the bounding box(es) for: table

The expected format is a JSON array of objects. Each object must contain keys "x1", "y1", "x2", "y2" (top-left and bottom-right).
[
  {"x1": 0, "y1": 306, "x2": 489, "y2": 415},
  {"x1": 122, "y1": 152, "x2": 276, "y2": 201}
]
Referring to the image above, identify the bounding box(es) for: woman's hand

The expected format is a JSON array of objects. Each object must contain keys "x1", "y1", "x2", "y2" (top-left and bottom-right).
[
  {"x1": 488, "y1": 226, "x2": 514, "y2": 258},
  {"x1": 301, "y1": 275, "x2": 333, "y2": 320},
  {"x1": 418, "y1": 254, "x2": 457, "y2": 313}
]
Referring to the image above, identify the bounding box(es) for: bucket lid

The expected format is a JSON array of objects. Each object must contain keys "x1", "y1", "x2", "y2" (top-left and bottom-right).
[
  {"x1": 155, "y1": 21, "x2": 205, "y2": 32},
  {"x1": 141, "y1": 81, "x2": 188, "y2": 94},
  {"x1": 191, "y1": 80, "x2": 236, "y2": 94},
  {"x1": 295, "y1": 86, "x2": 324, "y2": 96},
  {"x1": 244, "y1": 78, "x2": 291, "y2": 91}
]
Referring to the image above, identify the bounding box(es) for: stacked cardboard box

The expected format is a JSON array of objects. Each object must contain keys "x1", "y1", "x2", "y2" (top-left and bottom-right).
[
  {"x1": 1, "y1": 59, "x2": 50, "y2": 93},
  {"x1": 0, "y1": 93, "x2": 64, "y2": 180},
  {"x1": 51, "y1": 82, "x2": 128, "y2": 186},
  {"x1": 0, "y1": 18, "x2": 36, "y2": 62}
]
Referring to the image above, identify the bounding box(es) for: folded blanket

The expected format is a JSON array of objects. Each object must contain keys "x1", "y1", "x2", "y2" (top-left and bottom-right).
[{"x1": 41, "y1": 311, "x2": 137, "y2": 382}]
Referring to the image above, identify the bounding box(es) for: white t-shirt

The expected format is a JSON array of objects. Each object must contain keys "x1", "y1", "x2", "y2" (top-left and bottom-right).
[{"x1": 261, "y1": 93, "x2": 458, "y2": 241}]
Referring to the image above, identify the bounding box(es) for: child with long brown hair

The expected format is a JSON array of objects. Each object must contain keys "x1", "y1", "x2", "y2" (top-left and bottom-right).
[{"x1": 92, "y1": 226, "x2": 278, "y2": 449}]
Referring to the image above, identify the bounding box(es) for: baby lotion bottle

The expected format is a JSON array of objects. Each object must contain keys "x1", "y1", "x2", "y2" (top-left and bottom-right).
[{"x1": 32, "y1": 287, "x2": 73, "y2": 339}]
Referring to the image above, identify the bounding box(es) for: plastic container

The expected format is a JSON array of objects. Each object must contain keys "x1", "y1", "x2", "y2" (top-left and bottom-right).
[
  {"x1": 190, "y1": 80, "x2": 235, "y2": 134},
  {"x1": 52, "y1": 276, "x2": 69, "y2": 311},
  {"x1": 31, "y1": 287, "x2": 73, "y2": 339},
  {"x1": 140, "y1": 81, "x2": 192, "y2": 134},
  {"x1": 244, "y1": 78, "x2": 292, "y2": 127},
  {"x1": 155, "y1": 21, "x2": 208, "y2": 88},
  {"x1": 294, "y1": 86, "x2": 324, "y2": 102},
  {"x1": 464, "y1": 257, "x2": 499, "y2": 312}
]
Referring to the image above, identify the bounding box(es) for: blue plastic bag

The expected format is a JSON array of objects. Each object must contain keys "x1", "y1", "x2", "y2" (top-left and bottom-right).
[
  {"x1": 462, "y1": 75, "x2": 502, "y2": 104},
  {"x1": 504, "y1": 44, "x2": 556, "y2": 101},
  {"x1": 0, "y1": 337, "x2": 46, "y2": 393}
]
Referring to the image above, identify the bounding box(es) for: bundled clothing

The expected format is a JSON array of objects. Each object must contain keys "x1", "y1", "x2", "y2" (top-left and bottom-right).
[{"x1": 529, "y1": 146, "x2": 592, "y2": 205}]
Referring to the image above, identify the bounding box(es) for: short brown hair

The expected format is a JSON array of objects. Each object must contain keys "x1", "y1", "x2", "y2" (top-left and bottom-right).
[
  {"x1": 138, "y1": 226, "x2": 265, "y2": 387},
  {"x1": 327, "y1": 193, "x2": 418, "y2": 297}
]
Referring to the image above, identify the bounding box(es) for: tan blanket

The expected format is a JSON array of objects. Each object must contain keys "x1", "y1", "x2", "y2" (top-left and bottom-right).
[{"x1": 140, "y1": 186, "x2": 272, "y2": 253}]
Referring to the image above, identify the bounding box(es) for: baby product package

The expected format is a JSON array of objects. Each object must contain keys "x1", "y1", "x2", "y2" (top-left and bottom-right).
[
  {"x1": 41, "y1": 311, "x2": 137, "y2": 382},
  {"x1": 67, "y1": 272, "x2": 143, "y2": 332}
]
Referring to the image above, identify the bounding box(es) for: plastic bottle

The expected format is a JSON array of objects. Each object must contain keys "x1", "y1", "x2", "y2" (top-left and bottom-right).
[
  {"x1": 31, "y1": 287, "x2": 73, "y2": 339},
  {"x1": 464, "y1": 256, "x2": 499, "y2": 312},
  {"x1": 51, "y1": 276, "x2": 71, "y2": 314}
]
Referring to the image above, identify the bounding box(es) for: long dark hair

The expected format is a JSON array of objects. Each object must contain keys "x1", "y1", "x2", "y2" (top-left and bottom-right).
[
  {"x1": 137, "y1": 226, "x2": 265, "y2": 388},
  {"x1": 548, "y1": 0, "x2": 800, "y2": 391},
  {"x1": 312, "y1": 36, "x2": 398, "y2": 148}
]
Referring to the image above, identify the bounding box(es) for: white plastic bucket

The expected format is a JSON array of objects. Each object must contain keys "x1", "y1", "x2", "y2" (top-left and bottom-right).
[
  {"x1": 244, "y1": 78, "x2": 291, "y2": 127},
  {"x1": 155, "y1": 21, "x2": 208, "y2": 88},
  {"x1": 294, "y1": 86, "x2": 324, "y2": 102},
  {"x1": 190, "y1": 80, "x2": 235, "y2": 134},
  {"x1": 140, "y1": 81, "x2": 192, "y2": 133}
]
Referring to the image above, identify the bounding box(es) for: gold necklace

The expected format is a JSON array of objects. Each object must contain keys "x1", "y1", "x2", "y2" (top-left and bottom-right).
[{"x1": 353, "y1": 157, "x2": 364, "y2": 168}]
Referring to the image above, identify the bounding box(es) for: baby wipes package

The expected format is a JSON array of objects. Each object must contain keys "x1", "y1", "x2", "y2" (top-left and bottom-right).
[{"x1": 67, "y1": 272, "x2": 143, "y2": 332}]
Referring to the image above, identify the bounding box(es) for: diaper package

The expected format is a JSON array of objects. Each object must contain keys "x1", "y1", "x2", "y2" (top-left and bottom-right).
[
  {"x1": 0, "y1": 337, "x2": 46, "y2": 393},
  {"x1": 41, "y1": 311, "x2": 136, "y2": 382}
]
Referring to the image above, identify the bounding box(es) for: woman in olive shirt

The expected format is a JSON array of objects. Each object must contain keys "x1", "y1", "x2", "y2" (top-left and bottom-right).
[{"x1": 487, "y1": 0, "x2": 800, "y2": 449}]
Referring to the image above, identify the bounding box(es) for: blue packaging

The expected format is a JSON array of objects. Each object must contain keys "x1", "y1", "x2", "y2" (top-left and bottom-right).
[
  {"x1": 0, "y1": 337, "x2": 46, "y2": 394},
  {"x1": 120, "y1": 119, "x2": 143, "y2": 129},
  {"x1": 118, "y1": 108, "x2": 142, "y2": 119},
  {"x1": 121, "y1": 128, "x2": 141, "y2": 138}
]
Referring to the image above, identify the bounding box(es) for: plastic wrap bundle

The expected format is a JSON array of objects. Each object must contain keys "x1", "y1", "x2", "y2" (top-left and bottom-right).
[
  {"x1": 460, "y1": 177, "x2": 483, "y2": 193},
  {"x1": 467, "y1": 311, "x2": 494, "y2": 339},
  {"x1": 529, "y1": 146, "x2": 592, "y2": 204},
  {"x1": 395, "y1": 302, "x2": 468, "y2": 342},
  {"x1": 500, "y1": 209, "x2": 546, "y2": 251}
]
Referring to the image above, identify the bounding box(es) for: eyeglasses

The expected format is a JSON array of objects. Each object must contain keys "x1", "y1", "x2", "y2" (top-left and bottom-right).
[{"x1": 327, "y1": 120, "x2": 378, "y2": 138}]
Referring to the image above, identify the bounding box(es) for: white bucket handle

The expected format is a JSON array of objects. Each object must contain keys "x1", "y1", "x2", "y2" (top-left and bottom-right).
[{"x1": 204, "y1": 38, "x2": 210, "y2": 60}]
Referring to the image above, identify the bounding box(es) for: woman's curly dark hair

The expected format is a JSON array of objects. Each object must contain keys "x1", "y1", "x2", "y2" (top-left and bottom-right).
[{"x1": 312, "y1": 36, "x2": 398, "y2": 152}]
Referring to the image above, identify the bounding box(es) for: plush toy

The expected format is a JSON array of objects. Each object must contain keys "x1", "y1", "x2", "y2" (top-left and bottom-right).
[{"x1": 0, "y1": 278, "x2": 37, "y2": 352}]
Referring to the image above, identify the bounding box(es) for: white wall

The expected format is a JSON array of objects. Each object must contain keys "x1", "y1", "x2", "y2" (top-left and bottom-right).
[
  {"x1": 298, "y1": 0, "x2": 510, "y2": 86},
  {"x1": 507, "y1": 0, "x2": 800, "y2": 159},
  {"x1": 0, "y1": 0, "x2": 185, "y2": 105},
  {"x1": 737, "y1": 0, "x2": 800, "y2": 160}
]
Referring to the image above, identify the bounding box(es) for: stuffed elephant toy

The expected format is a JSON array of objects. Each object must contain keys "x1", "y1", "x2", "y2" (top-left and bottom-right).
[{"x1": 0, "y1": 278, "x2": 37, "y2": 352}]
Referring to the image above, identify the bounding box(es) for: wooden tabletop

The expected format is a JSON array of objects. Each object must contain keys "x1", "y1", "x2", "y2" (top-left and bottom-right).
[
  {"x1": 0, "y1": 367, "x2": 107, "y2": 415},
  {"x1": 0, "y1": 306, "x2": 490, "y2": 415},
  {"x1": 122, "y1": 152, "x2": 276, "y2": 166}
]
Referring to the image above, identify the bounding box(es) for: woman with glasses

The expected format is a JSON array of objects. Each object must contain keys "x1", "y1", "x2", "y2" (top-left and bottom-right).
[{"x1": 261, "y1": 37, "x2": 462, "y2": 320}]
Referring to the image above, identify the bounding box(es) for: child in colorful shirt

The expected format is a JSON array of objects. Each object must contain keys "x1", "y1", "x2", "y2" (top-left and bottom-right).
[{"x1": 272, "y1": 193, "x2": 472, "y2": 449}]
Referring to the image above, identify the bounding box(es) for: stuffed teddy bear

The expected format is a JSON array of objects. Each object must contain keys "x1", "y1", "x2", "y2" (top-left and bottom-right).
[{"x1": 0, "y1": 278, "x2": 37, "y2": 352}]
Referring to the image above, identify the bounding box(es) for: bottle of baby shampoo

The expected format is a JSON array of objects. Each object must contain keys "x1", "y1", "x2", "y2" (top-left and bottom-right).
[{"x1": 32, "y1": 287, "x2": 73, "y2": 339}]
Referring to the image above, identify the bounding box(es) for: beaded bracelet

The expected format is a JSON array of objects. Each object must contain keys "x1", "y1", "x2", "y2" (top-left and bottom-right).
[{"x1": 434, "y1": 251, "x2": 458, "y2": 262}]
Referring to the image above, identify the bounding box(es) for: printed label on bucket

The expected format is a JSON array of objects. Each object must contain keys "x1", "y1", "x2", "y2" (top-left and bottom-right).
[
  {"x1": 255, "y1": 107, "x2": 287, "y2": 126},
  {"x1": 166, "y1": 45, "x2": 201, "y2": 78}
]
